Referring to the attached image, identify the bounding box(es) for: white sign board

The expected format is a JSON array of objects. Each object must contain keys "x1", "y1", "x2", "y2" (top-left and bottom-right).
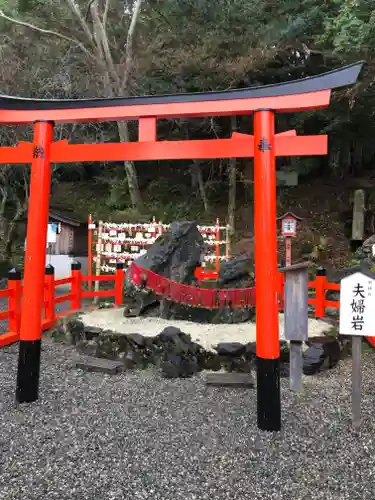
[
  {"x1": 282, "y1": 218, "x2": 296, "y2": 235},
  {"x1": 47, "y1": 223, "x2": 57, "y2": 245},
  {"x1": 339, "y1": 272, "x2": 375, "y2": 336}
]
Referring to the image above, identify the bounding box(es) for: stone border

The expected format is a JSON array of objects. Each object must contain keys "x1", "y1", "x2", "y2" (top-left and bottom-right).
[{"x1": 46, "y1": 314, "x2": 348, "y2": 379}]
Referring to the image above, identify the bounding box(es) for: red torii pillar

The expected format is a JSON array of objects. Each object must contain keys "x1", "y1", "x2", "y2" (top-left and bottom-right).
[
  {"x1": 16, "y1": 121, "x2": 54, "y2": 403},
  {"x1": 253, "y1": 109, "x2": 280, "y2": 430}
]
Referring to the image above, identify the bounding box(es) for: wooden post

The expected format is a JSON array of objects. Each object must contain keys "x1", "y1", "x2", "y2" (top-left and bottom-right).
[
  {"x1": 87, "y1": 214, "x2": 94, "y2": 292},
  {"x1": 225, "y1": 224, "x2": 231, "y2": 259},
  {"x1": 285, "y1": 237, "x2": 292, "y2": 267},
  {"x1": 339, "y1": 266, "x2": 375, "y2": 429},
  {"x1": 351, "y1": 189, "x2": 365, "y2": 243},
  {"x1": 94, "y1": 220, "x2": 103, "y2": 305},
  {"x1": 215, "y1": 218, "x2": 220, "y2": 273},
  {"x1": 279, "y1": 262, "x2": 309, "y2": 393},
  {"x1": 352, "y1": 336, "x2": 362, "y2": 428}
]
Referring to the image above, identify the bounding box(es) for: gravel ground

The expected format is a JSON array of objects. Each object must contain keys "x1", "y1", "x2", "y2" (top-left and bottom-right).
[{"x1": 0, "y1": 341, "x2": 374, "y2": 499}]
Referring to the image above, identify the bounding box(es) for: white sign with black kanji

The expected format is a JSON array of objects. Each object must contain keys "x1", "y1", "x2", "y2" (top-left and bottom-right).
[
  {"x1": 339, "y1": 272, "x2": 375, "y2": 336},
  {"x1": 282, "y1": 218, "x2": 296, "y2": 236}
]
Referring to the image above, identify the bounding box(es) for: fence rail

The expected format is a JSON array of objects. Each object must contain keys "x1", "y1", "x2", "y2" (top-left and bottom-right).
[{"x1": 0, "y1": 263, "x2": 348, "y2": 350}]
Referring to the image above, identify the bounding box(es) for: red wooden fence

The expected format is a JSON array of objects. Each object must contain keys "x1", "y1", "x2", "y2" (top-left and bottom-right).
[{"x1": 0, "y1": 263, "x2": 339, "y2": 349}]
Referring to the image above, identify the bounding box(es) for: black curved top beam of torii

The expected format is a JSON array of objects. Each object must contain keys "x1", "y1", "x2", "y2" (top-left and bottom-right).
[{"x1": 0, "y1": 61, "x2": 365, "y2": 124}]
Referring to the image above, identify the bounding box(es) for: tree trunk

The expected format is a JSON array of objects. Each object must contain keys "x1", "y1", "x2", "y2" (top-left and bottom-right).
[
  {"x1": 191, "y1": 161, "x2": 209, "y2": 213},
  {"x1": 4, "y1": 220, "x2": 18, "y2": 260},
  {"x1": 0, "y1": 217, "x2": 8, "y2": 261},
  {"x1": 116, "y1": 121, "x2": 143, "y2": 210},
  {"x1": 227, "y1": 116, "x2": 237, "y2": 255}
]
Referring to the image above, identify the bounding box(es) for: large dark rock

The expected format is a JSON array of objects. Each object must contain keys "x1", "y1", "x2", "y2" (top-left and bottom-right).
[
  {"x1": 218, "y1": 253, "x2": 255, "y2": 289},
  {"x1": 124, "y1": 221, "x2": 205, "y2": 315},
  {"x1": 123, "y1": 222, "x2": 255, "y2": 324},
  {"x1": 209, "y1": 254, "x2": 256, "y2": 323}
]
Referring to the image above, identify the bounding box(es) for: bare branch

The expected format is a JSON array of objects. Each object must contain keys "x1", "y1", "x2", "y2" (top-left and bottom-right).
[
  {"x1": 0, "y1": 9, "x2": 97, "y2": 64},
  {"x1": 120, "y1": 0, "x2": 144, "y2": 93},
  {"x1": 103, "y1": 0, "x2": 111, "y2": 29},
  {"x1": 65, "y1": 0, "x2": 95, "y2": 48},
  {"x1": 90, "y1": 0, "x2": 120, "y2": 89}
]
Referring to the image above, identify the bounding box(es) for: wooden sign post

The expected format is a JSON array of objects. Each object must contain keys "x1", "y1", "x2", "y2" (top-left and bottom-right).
[
  {"x1": 279, "y1": 262, "x2": 309, "y2": 392},
  {"x1": 339, "y1": 267, "x2": 375, "y2": 428},
  {"x1": 277, "y1": 212, "x2": 302, "y2": 267}
]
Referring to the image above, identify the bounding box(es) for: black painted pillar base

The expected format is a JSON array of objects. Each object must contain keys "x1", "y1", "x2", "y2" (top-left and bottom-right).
[
  {"x1": 256, "y1": 356, "x2": 281, "y2": 431},
  {"x1": 16, "y1": 340, "x2": 42, "y2": 404}
]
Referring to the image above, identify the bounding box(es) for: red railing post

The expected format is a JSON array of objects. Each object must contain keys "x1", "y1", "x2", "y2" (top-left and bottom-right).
[
  {"x1": 44, "y1": 264, "x2": 56, "y2": 328},
  {"x1": 115, "y1": 262, "x2": 124, "y2": 306},
  {"x1": 315, "y1": 266, "x2": 327, "y2": 318},
  {"x1": 215, "y1": 218, "x2": 220, "y2": 273},
  {"x1": 88, "y1": 214, "x2": 93, "y2": 292},
  {"x1": 8, "y1": 268, "x2": 22, "y2": 335},
  {"x1": 71, "y1": 261, "x2": 82, "y2": 311}
]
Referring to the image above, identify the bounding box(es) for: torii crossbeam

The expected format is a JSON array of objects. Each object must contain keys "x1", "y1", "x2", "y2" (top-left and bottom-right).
[{"x1": 0, "y1": 61, "x2": 363, "y2": 431}]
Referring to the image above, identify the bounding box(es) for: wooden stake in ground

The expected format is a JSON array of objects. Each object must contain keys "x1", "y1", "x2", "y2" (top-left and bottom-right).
[
  {"x1": 339, "y1": 266, "x2": 375, "y2": 428},
  {"x1": 94, "y1": 220, "x2": 103, "y2": 305}
]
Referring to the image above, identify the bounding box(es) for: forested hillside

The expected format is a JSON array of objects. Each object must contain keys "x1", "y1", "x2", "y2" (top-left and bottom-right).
[{"x1": 0, "y1": 0, "x2": 374, "y2": 264}]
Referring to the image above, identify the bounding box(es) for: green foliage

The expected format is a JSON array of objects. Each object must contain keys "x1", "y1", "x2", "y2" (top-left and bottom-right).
[{"x1": 320, "y1": 0, "x2": 375, "y2": 53}]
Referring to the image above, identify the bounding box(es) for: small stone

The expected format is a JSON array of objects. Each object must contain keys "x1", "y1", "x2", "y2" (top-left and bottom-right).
[
  {"x1": 158, "y1": 326, "x2": 182, "y2": 340},
  {"x1": 161, "y1": 353, "x2": 199, "y2": 379},
  {"x1": 245, "y1": 341, "x2": 256, "y2": 358},
  {"x1": 66, "y1": 319, "x2": 85, "y2": 344},
  {"x1": 303, "y1": 336, "x2": 341, "y2": 375},
  {"x1": 76, "y1": 340, "x2": 97, "y2": 357},
  {"x1": 124, "y1": 350, "x2": 142, "y2": 369},
  {"x1": 126, "y1": 333, "x2": 146, "y2": 348},
  {"x1": 205, "y1": 372, "x2": 254, "y2": 388},
  {"x1": 75, "y1": 357, "x2": 123, "y2": 374},
  {"x1": 158, "y1": 326, "x2": 193, "y2": 354},
  {"x1": 84, "y1": 326, "x2": 103, "y2": 340},
  {"x1": 215, "y1": 342, "x2": 245, "y2": 356}
]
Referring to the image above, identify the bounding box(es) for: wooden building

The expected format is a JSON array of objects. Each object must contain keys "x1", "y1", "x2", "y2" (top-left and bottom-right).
[{"x1": 47, "y1": 209, "x2": 88, "y2": 256}]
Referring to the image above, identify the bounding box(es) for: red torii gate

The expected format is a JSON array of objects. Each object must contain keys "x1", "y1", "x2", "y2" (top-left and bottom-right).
[{"x1": 0, "y1": 61, "x2": 363, "y2": 431}]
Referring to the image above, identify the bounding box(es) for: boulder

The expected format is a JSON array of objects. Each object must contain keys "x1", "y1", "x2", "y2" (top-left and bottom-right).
[
  {"x1": 218, "y1": 253, "x2": 255, "y2": 289},
  {"x1": 124, "y1": 221, "x2": 205, "y2": 315},
  {"x1": 211, "y1": 254, "x2": 256, "y2": 323}
]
